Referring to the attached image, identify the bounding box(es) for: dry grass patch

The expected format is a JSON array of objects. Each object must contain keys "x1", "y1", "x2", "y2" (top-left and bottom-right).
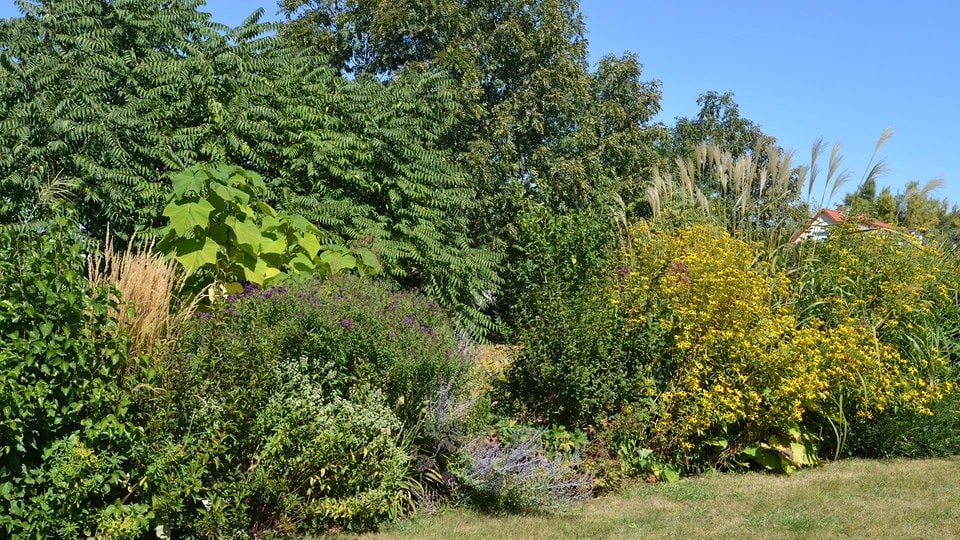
[{"x1": 350, "y1": 458, "x2": 960, "y2": 539}]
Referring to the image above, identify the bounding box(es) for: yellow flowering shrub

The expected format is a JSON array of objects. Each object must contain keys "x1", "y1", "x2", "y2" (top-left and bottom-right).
[
  {"x1": 611, "y1": 222, "x2": 953, "y2": 467},
  {"x1": 791, "y1": 223, "x2": 955, "y2": 417}
]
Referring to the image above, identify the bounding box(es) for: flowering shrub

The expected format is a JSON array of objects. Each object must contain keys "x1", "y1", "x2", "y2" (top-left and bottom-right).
[
  {"x1": 140, "y1": 273, "x2": 472, "y2": 535},
  {"x1": 611, "y1": 222, "x2": 953, "y2": 469},
  {"x1": 790, "y1": 223, "x2": 957, "y2": 455}
]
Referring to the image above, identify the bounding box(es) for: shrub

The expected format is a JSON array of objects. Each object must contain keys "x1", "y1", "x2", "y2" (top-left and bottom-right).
[
  {"x1": 790, "y1": 224, "x2": 957, "y2": 456},
  {"x1": 616, "y1": 222, "x2": 954, "y2": 467},
  {"x1": 498, "y1": 205, "x2": 630, "y2": 427},
  {"x1": 506, "y1": 219, "x2": 956, "y2": 475},
  {"x1": 845, "y1": 386, "x2": 960, "y2": 458},
  {"x1": 0, "y1": 212, "x2": 149, "y2": 538},
  {"x1": 247, "y1": 364, "x2": 411, "y2": 534},
  {"x1": 140, "y1": 273, "x2": 471, "y2": 535}
]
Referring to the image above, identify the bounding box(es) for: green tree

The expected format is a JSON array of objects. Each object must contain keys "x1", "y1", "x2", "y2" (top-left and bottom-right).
[
  {"x1": 843, "y1": 177, "x2": 878, "y2": 217},
  {"x1": 875, "y1": 186, "x2": 898, "y2": 224},
  {"x1": 671, "y1": 91, "x2": 776, "y2": 163},
  {"x1": 899, "y1": 179, "x2": 946, "y2": 232},
  {"x1": 0, "y1": 0, "x2": 498, "y2": 335},
  {"x1": 0, "y1": 0, "x2": 223, "y2": 234},
  {"x1": 280, "y1": 0, "x2": 665, "y2": 331}
]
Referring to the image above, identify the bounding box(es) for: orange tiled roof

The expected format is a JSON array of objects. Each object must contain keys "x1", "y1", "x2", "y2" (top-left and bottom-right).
[{"x1": 790, "y1": 207, "x2": 893, "y2": 243}]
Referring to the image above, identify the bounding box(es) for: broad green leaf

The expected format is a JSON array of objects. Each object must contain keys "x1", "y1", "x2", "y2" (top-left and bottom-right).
[
  {"x1": 260, "y1": 236, "x2": 287, "y2": 256},
  {"x1": 170, "y1": 167, "x2": 204, "y2": 198},
  {"x1": 224, "y1": 282, "x2": 244, "y2": 295},
  {"x1": 299, "y1": 232, "x2": 321, "y2": 259},
  {"x1": 288, "y1": 252, "x2": 315, "y2": 273},
  {"x1": 318, "y1": 250, "x2": 357, "y2": 274},
  {"x1": 356, "y1": 247, "x2": 382, "y2": 275},
  {"x1": 288, "y1": 214, "x2": 311, "y2": 233},
  {"x1": 212, "y1": 182, "x2": 250, "y2": 206},
  {"x1": 174, "y1": 237, "x2": 220, "y2": 272},
  {"x1": 261, "y1": 213, "x2": 282, "y2": 231},
  {"x1": 256, "y1": 201, "x2": 278, "y2": 218},
  {"x1": 226, "y1": 215, "x2": 262, "y2": 253},
  {"x1": 659, "y1": 464, "x2": 681, "y2": 483},
  {"x1": 162, "y1": 199, "x2": 215, "y2": 236},
  {"x1": 241, "y1": 256, "x2": 280, "y2": 284}
]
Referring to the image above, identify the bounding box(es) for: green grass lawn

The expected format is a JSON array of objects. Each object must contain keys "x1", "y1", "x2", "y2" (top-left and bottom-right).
[{"x1": 351, "y1": 457, "x2": 960, "y2": 539}]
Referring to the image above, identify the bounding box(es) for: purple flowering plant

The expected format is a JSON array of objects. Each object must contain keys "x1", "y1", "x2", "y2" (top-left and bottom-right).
[{"x1": 173, "y1": 273, "x2": 471, "y2": 429}]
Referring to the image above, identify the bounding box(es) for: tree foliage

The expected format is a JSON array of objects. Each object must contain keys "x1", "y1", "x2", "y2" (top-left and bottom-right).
[{"x1": 0, "y1": 0, "x2": 498, "y2": 335}]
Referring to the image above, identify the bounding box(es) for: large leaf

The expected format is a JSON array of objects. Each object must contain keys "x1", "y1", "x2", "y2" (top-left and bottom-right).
[
  {"x1": 260, "y1": 235, "x2": 288, "y2": 256},
  {"x1": 163, "y1": 199, "x2": 215, "y2": 237},
  {"x1": 211, "y1": 182, "x2": 250, "y2": 206},
  {"x1": 174, "y1": 237, "x2": 220, "y2": 272},
  {"x1": 318, "y1": 250, "x2": 357, "y2": 274},
  {"x1": 170, "y1": 167, "x2": 205, "y2": 198},
  {"x1": 241, "y1": 255, "x2": 281, "y2": 284},
  {"x1": 356, "y1": 247, "x2": 382, "y2": 275},
  {"x1": 226, "y1": 215, "x2": 262, "y2": 254},
  {"x1": 288, "y1": 252, "x2": 316, "y2": 273},
  {"x1": 298, "y1": 232, "x2": 322, "y2": 259}
]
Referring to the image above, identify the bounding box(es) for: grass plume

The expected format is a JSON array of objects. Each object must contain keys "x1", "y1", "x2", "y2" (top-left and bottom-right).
[{"x1": 88, "y1": 229, "x2": 202, "y2": 359}]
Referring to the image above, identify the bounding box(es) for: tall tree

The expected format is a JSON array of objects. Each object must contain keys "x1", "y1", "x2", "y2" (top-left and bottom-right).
[
  {"x1": 671, "y1": 91, "x2": 775, "y2": 161},
  {"x1": 279, "y1": 0, "x2": 664, "y2": 234},
  {"x1": 0, "y1": 0, "x2": 499, "y2": 335}
]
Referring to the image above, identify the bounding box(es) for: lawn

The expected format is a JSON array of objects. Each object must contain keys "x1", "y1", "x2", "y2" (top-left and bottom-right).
[{"x1": 352, "y1": 457, "x2": 960, "y2": 539}]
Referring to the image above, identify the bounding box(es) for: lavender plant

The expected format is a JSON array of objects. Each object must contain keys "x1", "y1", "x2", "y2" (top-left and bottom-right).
[{"x1": 454, "y1": 429, "x2": 594, "y2": 513}]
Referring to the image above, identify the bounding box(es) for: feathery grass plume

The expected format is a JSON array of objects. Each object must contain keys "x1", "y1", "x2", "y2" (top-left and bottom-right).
[
  {"x1": 808, "y1": 137, "x2": 825, "y2": 200},
  {"x1": 88, "y1": 229, "x2": 202, "y2": 360}
]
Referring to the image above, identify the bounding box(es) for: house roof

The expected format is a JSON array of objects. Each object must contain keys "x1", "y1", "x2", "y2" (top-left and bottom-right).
[{"x1": 790, "y1": 207, "x2": 894, "y2": 243}]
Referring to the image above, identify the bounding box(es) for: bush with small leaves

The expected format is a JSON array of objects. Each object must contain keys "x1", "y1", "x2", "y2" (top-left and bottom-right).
[{"x1": 140, "y1": 273, "x2": 471, "y2": 535}]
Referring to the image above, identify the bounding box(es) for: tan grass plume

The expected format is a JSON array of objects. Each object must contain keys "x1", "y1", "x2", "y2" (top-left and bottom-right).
[{"x1": 88, "y1": 229, "x2": 202, "y2": 359}]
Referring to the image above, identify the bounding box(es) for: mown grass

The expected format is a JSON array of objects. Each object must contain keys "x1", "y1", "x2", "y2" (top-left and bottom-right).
[{"x1": 348, "y1": 457, "x2": 960, "y2": 539}]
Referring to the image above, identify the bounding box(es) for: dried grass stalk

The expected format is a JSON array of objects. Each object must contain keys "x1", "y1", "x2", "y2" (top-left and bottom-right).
[{"x1": 88, "y1": 229, "x2": 202, "y2": 359}]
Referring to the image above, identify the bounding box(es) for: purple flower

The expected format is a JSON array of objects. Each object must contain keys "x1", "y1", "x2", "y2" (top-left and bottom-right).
[
  {"x1": 388, "y1": 332, "x2": 396, "y2": 339},
  {"x1": 402, "y1": 315, "x2": 414, "y2": 325},
  {"x1": 340, "y1": 318, "x2": 352, "y2": 329},
  {"x1": 420, "y1": 325, "x2": 436, "y2": 338},
  {"x1": 387, "y1": 299, "x2": 398, "y2": 310},
  {"x1": 444, "y1": 349, "x2": 451, "y2": 357},
  {"x1": 227, "y1": 294, "x2": 238, "y2": 303},
  {"x1": 197, "y1": 334, "x2": 205, "y2": 343}
]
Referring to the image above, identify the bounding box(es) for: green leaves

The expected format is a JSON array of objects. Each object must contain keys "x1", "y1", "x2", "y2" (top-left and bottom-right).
[
  {"x1": 162, "y1": 200, "x2": 215, "y2": 237},
  {"x1": 171, "y1": 236, "x2": 220, "y2": 272},
  {"x1": 0, "y1": 209, "x2": 146, "y2": 535},
  {"x1": 157, "y1": 163, "x2": 381, "y2": 290}
]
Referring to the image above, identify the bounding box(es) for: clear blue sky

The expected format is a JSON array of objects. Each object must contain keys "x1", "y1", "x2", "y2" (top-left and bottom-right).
[{"x1": 2, "y1": 0, "x2": 957, "y2": 206}]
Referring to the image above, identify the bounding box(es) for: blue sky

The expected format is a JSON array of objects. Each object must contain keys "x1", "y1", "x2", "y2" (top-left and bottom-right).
[{"x1": 2, "y1": 1, "x2": 957, "y2": 206}]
